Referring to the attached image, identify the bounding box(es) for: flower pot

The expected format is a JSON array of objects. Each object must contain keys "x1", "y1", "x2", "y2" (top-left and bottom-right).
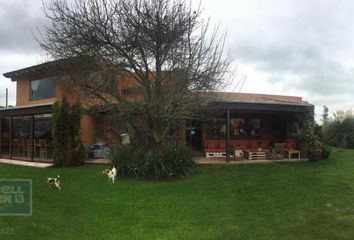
[{"x1": 309, "y1": 150, "x2": 322, "y2": 161}]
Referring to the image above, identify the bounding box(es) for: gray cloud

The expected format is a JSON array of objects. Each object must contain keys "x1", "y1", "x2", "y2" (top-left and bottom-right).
[
  {"x1": 210, "y1": 0, "x2": 354, "y2": 118},
  {"x1": 0, "y1": 0, "x2": 48, "y2": 53}
]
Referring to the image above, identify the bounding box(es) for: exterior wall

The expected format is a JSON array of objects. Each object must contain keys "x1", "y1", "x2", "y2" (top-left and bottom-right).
[
  {"x1": 79, "y1": 114, "x2": 97, "y2": 149},
  {"x1": 16, "y1": 76, "x2": 97, "y2": 150},
  {"x1": 16, "y1": 77, "x2": 63, "y2": 106}
]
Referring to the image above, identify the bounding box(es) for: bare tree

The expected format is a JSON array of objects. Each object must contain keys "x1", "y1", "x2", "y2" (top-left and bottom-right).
[{"x1": 38, "y1": 0, "x2": 232, "y2": 148}]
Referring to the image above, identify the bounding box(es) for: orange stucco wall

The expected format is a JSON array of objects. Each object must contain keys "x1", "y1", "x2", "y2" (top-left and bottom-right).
[
  {"x1": 16, "y1": 78, "x2": 62, "y2": 106},
  {"x1": 80, "y1": 114, "x2": 96, "y2": 149},
  {"x1": 13, "y1": 71, "x2": 146, "y2": 149},
  {"x1": 15, "y1": 76, "x2": 97, "y2": 149}
]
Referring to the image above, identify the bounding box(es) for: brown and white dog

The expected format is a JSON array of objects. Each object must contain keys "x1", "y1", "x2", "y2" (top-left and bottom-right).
[
  {"x1": 102, "y1": 166, "x2": 117, "y2": 183},
  {"x1": 46, "y1": 175, "x2": 61, "y2": 190}
]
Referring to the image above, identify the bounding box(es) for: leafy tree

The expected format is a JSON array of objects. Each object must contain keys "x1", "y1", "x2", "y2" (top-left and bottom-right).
[
  {"x1": 322, "y1": 105, "x2": 329, "y2": 124},
  {"x1": 322, "y1": 109, "x2": 354, "y2": 149},
  {"x1": 38, "y1": 0, "x2": 232, "y2": 150}
]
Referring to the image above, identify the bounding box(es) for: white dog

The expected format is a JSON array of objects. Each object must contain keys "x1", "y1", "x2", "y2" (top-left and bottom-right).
[
  {"x1": 46, "y1": 175, "x2": 61, "y2": 190},
  {"x1": 102, "y1": 166, "x2": 117, "y2": 183}
]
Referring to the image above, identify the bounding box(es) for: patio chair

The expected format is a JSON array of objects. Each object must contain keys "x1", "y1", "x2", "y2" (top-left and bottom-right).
[
  {"x1": 270, "y1": 143, "x2": 285, "y2": 159},
  {"x1": 37, "y1": 139, "x2": 48, "y2": 159},
  {"x1": 12, "y1": 139, "x2": 21, "y2": 157},
  {"x1": 23, "y1": 139, "x2": 32, "y2": 158}
]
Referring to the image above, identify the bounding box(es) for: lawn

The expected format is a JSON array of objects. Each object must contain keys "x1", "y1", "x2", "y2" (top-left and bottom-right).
[{"x1": 1, "y1": 149, "x2": 354, "y2": 239}]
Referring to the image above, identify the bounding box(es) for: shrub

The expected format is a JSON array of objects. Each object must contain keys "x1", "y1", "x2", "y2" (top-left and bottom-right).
[
  {"x1": 73, "y1": 143, "x2": 87, "y2": 166},
  {"x1": 52, "y1": 98, "x2": 85, "y2": 167},
  {"x1": 322, "y1": 114, "x2": 354, "y2": 149},
  {"x1": 110, "y1": 145, "x2": 145, "y2": 177},
  {"x1": 321, "y1": 146, "x2": 331, "y2": 160},
  {"x1": 109, "y1": 143, "x2": 196, "y2": 180}
]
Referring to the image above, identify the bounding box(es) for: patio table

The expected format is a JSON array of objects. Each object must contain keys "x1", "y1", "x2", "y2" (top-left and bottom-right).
[{"x1": 283, "y1": 149, "x2": 301, "y2": 160}]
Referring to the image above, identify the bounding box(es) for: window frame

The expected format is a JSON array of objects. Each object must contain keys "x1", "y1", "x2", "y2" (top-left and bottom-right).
[{"x1": 30, "y1": 77, "x2": 57, "y2": 101}]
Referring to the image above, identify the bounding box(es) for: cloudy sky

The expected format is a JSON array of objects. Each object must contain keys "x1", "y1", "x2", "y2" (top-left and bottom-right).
[{"x1": 1, "y1": 0, "x2": 354, "y2": 122}]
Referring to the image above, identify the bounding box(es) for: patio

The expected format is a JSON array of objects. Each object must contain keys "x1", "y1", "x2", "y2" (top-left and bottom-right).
[
  {"x1": 187, "y1": 93, "x2": 314, "y2": 162},
  {"x1": 196, "y1": 156, "x2": 307, "y2": 165},
  {"x1": 0, "y1": 158, "x2": 53, "y2": 168}
]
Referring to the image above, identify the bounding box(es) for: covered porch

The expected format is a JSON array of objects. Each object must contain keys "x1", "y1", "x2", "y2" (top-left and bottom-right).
[{"x1": 187, "y1": 93, "x2": 314, "y2": 162}]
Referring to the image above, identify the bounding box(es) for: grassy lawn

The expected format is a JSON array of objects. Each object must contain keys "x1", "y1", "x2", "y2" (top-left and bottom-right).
[{"x1": 1, "y1": 149, "x2": 354, "y2": 239}]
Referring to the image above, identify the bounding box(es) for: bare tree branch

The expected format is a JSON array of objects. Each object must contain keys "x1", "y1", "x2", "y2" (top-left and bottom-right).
[{"x1": 37, "y1": 0, "x2": 233, "y2": 148}]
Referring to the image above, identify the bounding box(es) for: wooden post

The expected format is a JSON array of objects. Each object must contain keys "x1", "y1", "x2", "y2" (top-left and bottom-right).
[
  {"x1": 226, "y1": 109, "x2": 230, "y2": 162},
  {"x1": 31, "y1": 115, "x2": 34, "y2": 162},
  {"x1": 9, "y1": 117, "x2": 12, "y2": 159}
]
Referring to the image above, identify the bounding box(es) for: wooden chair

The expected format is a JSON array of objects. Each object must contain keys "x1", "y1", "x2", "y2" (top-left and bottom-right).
[
  {"x1": 12, "y1": 139, "x2": 21, "y2": 157},
  {"x1": 38, "y1": 139, "x2": 48, "y2": 159},
  {"x1": 22, "y1": 139, "x2": 32, "y2": 158},
  {"x1": 234, "y1": 149, "x2": 244, "y2": 161}
]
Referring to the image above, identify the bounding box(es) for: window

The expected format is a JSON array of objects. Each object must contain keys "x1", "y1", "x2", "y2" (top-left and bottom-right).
[
  {"x1": 30, "y1": 78, "x2": 56, "y2": 100},
  {"x1": 249, "y1": 118, "x2": 261, "y2": 136},
  {"x1": 231, "y1": 118, "x2": 245, "y2": 136}
]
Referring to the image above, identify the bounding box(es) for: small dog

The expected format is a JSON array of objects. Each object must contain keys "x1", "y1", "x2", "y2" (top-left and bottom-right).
[
  {"x1": 102, "y1": 166, "x2": 117, "y2": 183},
  {"x1": 46, "y1": 175, "x2": 61, "y2": 190}
]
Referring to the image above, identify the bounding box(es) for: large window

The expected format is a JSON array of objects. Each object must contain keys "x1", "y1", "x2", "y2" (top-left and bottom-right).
[
  {"x1": 1, "y1": 117, "x2": 11, "y2": 158},
  {"x1": 12, "y1": 116, "x2": 31, "y2": 160},
  {"x1": 34, "y1": 114, "x2": 53, "y2": 161},
  {"x1": 0, "y1": 114, "x2": 53, "y2": 161},
  {"x1": 31, "y1": 78, "x2": 56, "y2": 100},
  {"x1": 206, "y1": 117, "x2": 262, "y2": 138}
]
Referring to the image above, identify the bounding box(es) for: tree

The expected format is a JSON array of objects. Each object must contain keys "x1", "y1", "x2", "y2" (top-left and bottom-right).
[
  {"x1": 322, "y1": 109, "x2": 354, "y2": 148},
  {"x1": 52, "y1": 98, "x2": 85, "y2": 166},
  {"x1": 322, "y1": 105, "x2": 329, "y2": 124},
  {"x1": 38, "y1": 0, "x2": 231, "y2": 149}
]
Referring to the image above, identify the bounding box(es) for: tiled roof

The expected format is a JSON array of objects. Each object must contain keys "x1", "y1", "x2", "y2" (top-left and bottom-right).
[
  {"x1": 3, "y1": 59, "x2": 61, "y2": 79},
  {"x1": 209, "y1": 92, "x2": 312, "y2": 106},
  {"x1": 2, "y1": 57, "x2": 86, "y2": 80}
]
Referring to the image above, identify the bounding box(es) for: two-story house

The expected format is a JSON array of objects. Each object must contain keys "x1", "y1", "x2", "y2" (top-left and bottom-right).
[
  {"x1": 1, "y1": 60, "x2": 98, "y2": 162},
  {"x1": 1, "y1": 60, "x2": 314, "y2": 163}
]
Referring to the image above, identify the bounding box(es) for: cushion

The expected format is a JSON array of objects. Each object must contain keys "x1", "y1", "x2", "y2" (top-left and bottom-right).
[
  {"x1": 219, "y1": 142, "x2": 226, "y2": 149},
  {"x1": 207, "y1": 142, "x2": 216, "y2": 149}
]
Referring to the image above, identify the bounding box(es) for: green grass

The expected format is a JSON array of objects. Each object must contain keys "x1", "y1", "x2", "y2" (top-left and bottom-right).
[{"x1": 1, "y1": 149, "x2": 354, "y2": 239}]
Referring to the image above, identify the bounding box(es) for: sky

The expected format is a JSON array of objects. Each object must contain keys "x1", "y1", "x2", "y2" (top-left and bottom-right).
[{"x1": 1, "y1": 0, "x2": 354, "y2": 122}]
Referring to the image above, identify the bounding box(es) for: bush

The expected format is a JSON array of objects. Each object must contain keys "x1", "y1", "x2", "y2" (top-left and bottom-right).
[
  {"x1": 109, "y1": 143, "x2": 196, "y2": 180},
  {"x1": 321, "y1": 146, "x2": 331, "y2": 160},
  {"x1": 110, "y1": 145, "x2": 145, "y2": 177},
  {"x1": 52, "y1": 98, "x2": 85, "y2": 167},
  {"x1": 73, "y1": 143, "x2": 87, "y2": 166},
  {"x1": 322, "y1": 114, "x2": 354, "y2": 149}
]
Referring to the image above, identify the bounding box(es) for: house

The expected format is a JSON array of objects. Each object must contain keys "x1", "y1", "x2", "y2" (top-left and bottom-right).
[
  {"x1": 1, "y1": 60, "x2": 100, "y2": 162},
  {"x1": 1, "y1": 60, "x2": 314, "y2": 162}
]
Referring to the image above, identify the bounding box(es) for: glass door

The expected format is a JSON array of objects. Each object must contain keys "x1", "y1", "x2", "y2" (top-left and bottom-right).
[
  {"x1": 34, "y1": 114, "x2": 53, "y2": 161},
  {"x1": 12, "y1": 116, "x2": 32, "y2": 160},
  {"x1": 1, "y1": 117, "x2": 11, "y2": 158}
]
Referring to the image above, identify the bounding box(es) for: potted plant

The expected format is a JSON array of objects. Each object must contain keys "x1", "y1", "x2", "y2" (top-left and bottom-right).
[
  {"x1": 308, "y1": 135, "x2": 323, "y2": 161},
  {"x1": 295, "y1": 121, "x2": 323, "y2": 161},
  {"x1": 296, "y1": 128, "x2": 310, "y2": 158}
]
